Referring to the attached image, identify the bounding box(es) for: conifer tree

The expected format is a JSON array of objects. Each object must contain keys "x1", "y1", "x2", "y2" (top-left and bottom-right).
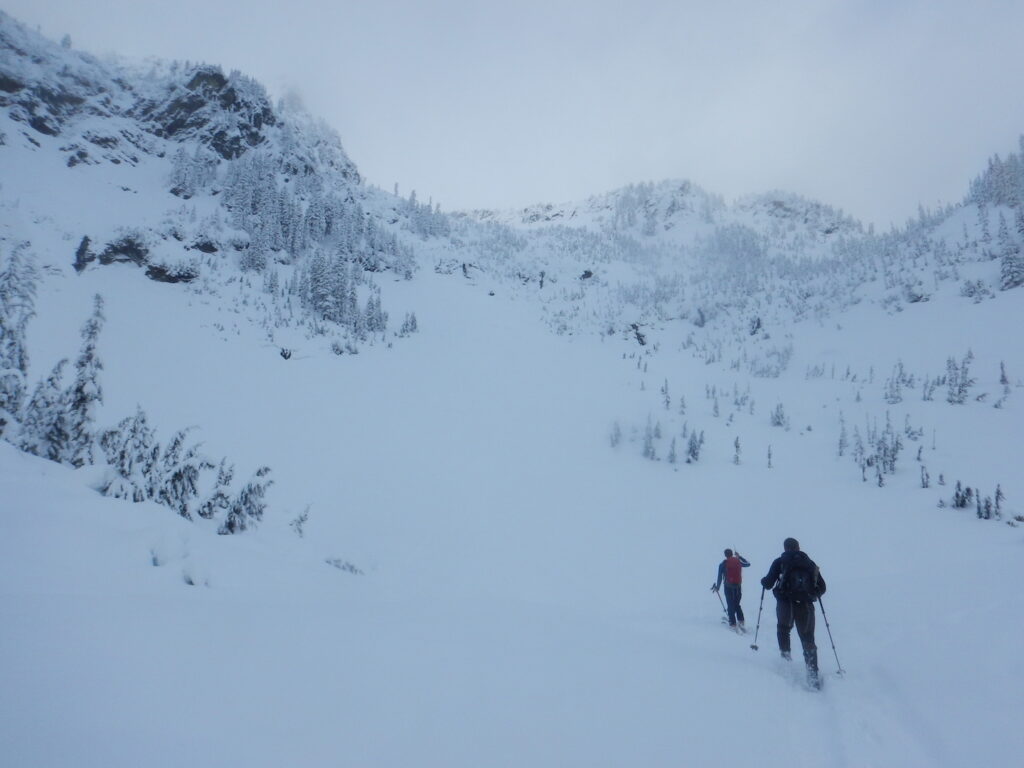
[
  {"x1": 219, "y1": 466, "x2": 273, "y2": 534},
  {"x1": 0, "y1": 244, "x2": 38, "y2": 436},
  {"x1": 308, "y1": 250, "x2": 332, "y2": 318},
  {"x1": 609, "y1": 421, "x2": 622, "y2": 448},
  {"x1": 156, "y1": 428, "x2": 214, "y2": 519},
  {"x1": 957, "y1": 350, "x2": 975, "y2": 403},
  {"x1": 686, "y1": 432, "x2": 700, "y2": 463},
  {"x1": 99, "y1": 406, "x2": 159, "y2": 502},
  {"x1": 19, "y1": 359, "x2": 70, "y2": 461},
  {"x1": 999, "y1": 234, "x2": 1024, "y2": 290},
  {"x1": 770, "y1": 403, "x2": 788, "y2": 428},
  {"x1": 65, "y1": 295, "x2": 105, "y2": 467},
  {"x1": 945, "y1": 356, "x2": 960, "y2": 404},
  {"x1": 199, "y1": 459, "x2": 235, "y2": 520},
  {"x1": 642, "y1": 417, "x2": 656, "y2": 460},
  {"x1": 997, "y1": 212, "x2": 1012, "y2": 254}
]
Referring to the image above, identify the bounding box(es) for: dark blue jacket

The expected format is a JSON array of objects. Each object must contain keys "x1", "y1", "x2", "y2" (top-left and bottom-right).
[{"x1": 761, "y1": 550, "x2": 826, "y2": 599}]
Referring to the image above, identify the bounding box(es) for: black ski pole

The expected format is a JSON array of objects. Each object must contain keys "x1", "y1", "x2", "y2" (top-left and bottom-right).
[
  {"x1": 712, "y1": 584, "x2": 727, "y2": 614},
  {"x1": 818, "y1": 596, "x2": 844, "y2": 675},
  {"x1": 750, "y1": 587, "x2": 765, "y2": 650}
]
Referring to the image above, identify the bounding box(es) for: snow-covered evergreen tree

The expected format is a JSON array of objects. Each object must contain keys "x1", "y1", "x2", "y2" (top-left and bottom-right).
[
  {"x1": 999, "y1": 231, "x2": 1024, "y2": 290},
  {"x1": 686, "y1": 430, "x2": 705, "y2": 463},
  {"x1": 609, "y1": 421, "x2": 622, "y2": 448},
  {"x1": 155, "y1": 428, "x2": 213, "y2": 519},
  {"x1": 65, "y1": 295, "x2": 105, "y2": 467},
  {"x1": 18, "y1": 359, "x2": 70, "y2": 461},
  {"x1": 945, "y1": 356, "x2": 961, "y2": 404},
  {"x1": 199, "y1": 459, "x2": 235, "y2": 520},
  {"x1": 770, "y1": 403, "x2": 788, "y2": 428},
  {"x1": 957, "y1": 350, "x2": 975, "y2": 404},
  {"x1": 0, "y1": 244, "x2": 38, "y2": 436},
  {"x1": 219, "y1": 466, "x2": 273, "y2": 534},
  {"x1": 642, "y1": 417, "x2": 656, "y2": 460},
  {"x1": 99, "y1": 406, "x2": 160, "y2": 502}
]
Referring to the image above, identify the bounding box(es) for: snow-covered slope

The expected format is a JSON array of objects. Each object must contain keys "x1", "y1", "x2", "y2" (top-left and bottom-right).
[
  {"x1": 4, "y1": 268, "x2": 1024, "y2": 766},
  {"x1": 3, "y1": 12, "x2": 1024, "y2": 768}
]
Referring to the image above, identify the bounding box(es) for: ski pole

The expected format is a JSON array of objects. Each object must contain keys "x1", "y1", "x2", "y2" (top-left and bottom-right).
[
  {"x1": 817, "y1": 596, "x2": 845, "y2": 675},
  {"x1": 750, "y1": 587, "x2": 765, "y2": 651},
  {"x1": 712, "y1": 584, "x2": 727, "y2": 614}
]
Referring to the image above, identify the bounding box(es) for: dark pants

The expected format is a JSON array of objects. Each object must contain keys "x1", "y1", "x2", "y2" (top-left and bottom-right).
[
  {"x1": 776, "y1": 597, "x2": 818, "y2": 672},
  {"x1": 724, "y1": 584, "x2": 745, "y2": 626}
]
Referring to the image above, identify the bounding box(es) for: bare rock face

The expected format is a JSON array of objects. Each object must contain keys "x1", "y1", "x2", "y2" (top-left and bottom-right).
[
  {"x1": 133, "y1": 65, "x2": 277, "y2": 160},
  {"x1": 1, "y1": 16, "x2": 274, "y2": 162},
  {"x1": 1, "y1": 11, "x2": 362, "y2": 185}
]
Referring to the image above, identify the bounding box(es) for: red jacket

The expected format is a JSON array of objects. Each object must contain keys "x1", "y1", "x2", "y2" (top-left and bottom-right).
[{"x1": 716, "y1": 554, "x2": 751, "y2": 588}]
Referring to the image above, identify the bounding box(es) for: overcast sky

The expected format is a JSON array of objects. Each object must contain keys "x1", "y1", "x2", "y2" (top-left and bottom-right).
[{"x1": 7, "y1": 0, "x2": 1024, "y2": 227}]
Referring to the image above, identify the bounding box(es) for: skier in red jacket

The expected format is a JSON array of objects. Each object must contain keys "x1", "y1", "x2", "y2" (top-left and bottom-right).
[{"x1": 712, "y1": 548, "x2": 751, "y2": 631}]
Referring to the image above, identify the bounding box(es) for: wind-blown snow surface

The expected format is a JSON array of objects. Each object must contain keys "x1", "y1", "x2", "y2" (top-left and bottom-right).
[{"x1": 3, "y1": 247, "x2": 1024, "y2": 766}]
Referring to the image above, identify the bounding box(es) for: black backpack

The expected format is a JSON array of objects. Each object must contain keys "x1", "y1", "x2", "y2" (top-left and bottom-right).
[{"x1": 778, "y1": 552, "x2": 820, "y2": 602}]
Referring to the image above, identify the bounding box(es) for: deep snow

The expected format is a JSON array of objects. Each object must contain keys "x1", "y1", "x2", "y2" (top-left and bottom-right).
[
  {"x1": 3, "y1": 13, "x2": 1024, "y2": 767},
  {"x1": 3, "y1": 256, "x2": 1024, "y2": 767}
]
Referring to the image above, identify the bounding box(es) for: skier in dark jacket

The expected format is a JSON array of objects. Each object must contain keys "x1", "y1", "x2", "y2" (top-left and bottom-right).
[
  {"x1": 760, "y1": 538, "x2": 827, "y2": 687},
  {"x1": 712, "y1": 548, "x2": 750, "y2": 630}
]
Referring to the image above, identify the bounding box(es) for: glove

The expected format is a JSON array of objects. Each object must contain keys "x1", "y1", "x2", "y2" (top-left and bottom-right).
[
  {"x1": 710, "y1": 584, "x2": 719, "y2": 593},
  {"x1": 760, "y1": 577, "x2": 772, "y2": 589}
]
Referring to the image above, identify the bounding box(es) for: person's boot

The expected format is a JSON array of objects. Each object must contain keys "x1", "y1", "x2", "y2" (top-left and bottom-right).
[
  {"x1": 804, "y1": 649, "x2": 820, "y2": 688},
  {"x1": 780, "y1": 650, "x2": 792, "y2": 660},
  {"x1": 807, "y1": 668, "x2": 821, "y2": 689}
]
